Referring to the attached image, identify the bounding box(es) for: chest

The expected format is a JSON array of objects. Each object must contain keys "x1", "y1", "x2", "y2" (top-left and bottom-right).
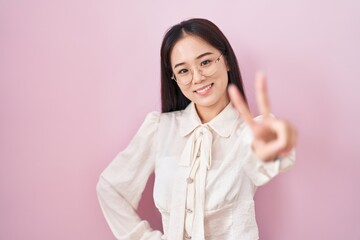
[{"x1": 153, "y1": 132, "x2": 255, "y2": 212}]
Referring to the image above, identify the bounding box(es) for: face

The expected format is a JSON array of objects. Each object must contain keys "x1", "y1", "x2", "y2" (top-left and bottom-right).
[{"x1": 170, "y1": 34, "x2": 230, "y2": 116}]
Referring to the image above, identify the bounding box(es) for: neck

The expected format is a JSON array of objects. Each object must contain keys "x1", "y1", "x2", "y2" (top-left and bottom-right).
[{"x1": 195, "y1": 98, "x2": 229, "y2": 123}]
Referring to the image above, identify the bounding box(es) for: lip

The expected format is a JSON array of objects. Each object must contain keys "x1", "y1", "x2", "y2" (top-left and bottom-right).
[{"x1": 194, "y1": 83, "x2": 214, "y2": 95}]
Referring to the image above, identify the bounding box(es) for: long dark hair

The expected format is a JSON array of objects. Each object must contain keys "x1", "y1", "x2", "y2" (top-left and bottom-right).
[{"x1": 160, "y1": 18, "x2": 247, "y2": 113}]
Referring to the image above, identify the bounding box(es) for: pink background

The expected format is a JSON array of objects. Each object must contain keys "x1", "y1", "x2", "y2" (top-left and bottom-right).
[{"x1": 1, "y1": 0, "x2": 359, "y2": 239}]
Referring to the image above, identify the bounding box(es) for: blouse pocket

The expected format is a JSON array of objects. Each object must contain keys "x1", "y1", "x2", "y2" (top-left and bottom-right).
[{"x1": 204, "y1": 203, "x2": 233, "y2": 238}]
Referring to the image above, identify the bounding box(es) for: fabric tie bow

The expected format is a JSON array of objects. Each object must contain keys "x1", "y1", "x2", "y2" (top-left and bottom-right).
[{"x1": 168, "y1": 125, "x2": 213, "y2": 240}]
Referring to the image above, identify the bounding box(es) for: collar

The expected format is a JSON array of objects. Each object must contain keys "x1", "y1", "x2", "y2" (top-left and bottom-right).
[{"x1": 178, "y1": 102, "x2": 241, "y2": 138}]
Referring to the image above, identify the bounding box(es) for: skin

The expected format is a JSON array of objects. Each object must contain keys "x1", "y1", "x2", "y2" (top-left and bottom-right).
[
  {"x1": 171, "y1": 34, "x2": 297, "y2": 162},
  {"x1": 170, "y1": 34, "x2": 230, "y2": 123},
  {"x1": 228, "y1": 72, "x2": 297, "y2": 162}
]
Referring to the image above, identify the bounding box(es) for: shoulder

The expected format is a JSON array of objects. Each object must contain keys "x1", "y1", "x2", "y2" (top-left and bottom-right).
[
  {"x1": 144, "y1": 111, "x2": 161, "y2": 122},
  {"x1": 143, "y1": 109, "x2": 186, "y2": 126},
  {"x1": 155, "y1": 109, "x2": 186, "y2": 122}
]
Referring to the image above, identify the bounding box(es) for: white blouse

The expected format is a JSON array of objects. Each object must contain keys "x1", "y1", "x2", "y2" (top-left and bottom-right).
[{"x1": 96, "y1": 102, "x2": 295, "y2": 240}]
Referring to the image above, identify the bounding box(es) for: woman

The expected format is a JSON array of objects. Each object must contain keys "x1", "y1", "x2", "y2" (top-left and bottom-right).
[{"x1": 96, "y1": 18, "x2": 296, "y2": 240}]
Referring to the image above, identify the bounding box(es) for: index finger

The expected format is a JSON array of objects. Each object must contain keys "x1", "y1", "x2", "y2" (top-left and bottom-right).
[
  {"x1": 228, "y1": 84, "x2": 255, "y2": 127},
  {"x1": 255, "y1": 71, "x2": 272, "y2": 116}
]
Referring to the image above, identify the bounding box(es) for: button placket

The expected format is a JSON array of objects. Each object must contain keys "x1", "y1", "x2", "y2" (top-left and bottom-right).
[
  {"x1": 177, "y1": 125, "x2": 213, "y2": 240},
  {"x1": 184, "y1": 153, "x2": 200, "y2": 238}
]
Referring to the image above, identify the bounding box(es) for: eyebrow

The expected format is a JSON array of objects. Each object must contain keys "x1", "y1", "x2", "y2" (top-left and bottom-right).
[{"x1": 173, "y1": 52, "x2": 214, "y2": 69}]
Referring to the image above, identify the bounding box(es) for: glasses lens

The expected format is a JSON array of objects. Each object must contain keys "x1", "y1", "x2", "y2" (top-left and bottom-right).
[
  {"x1": 175, "y1": 70, "x2": 193, "y2": 85},
  {"x1": 176, "y1": 73, "x2": 192, "y2": 85},
  {"x1": 201, "y1": 60, "x2": 218, "y2": 77},
  {"x1": 174, "y1": 54, "x2": 222, "y2": 85}
]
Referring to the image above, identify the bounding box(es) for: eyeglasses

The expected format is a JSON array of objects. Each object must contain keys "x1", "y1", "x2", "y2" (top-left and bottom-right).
[{"x1": 171, "y1": 53, "x2": 224, "y2": 85}]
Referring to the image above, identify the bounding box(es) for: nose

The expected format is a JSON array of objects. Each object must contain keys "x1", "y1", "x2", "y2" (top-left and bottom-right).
[{"x1": 191, "y1": 67, "x2": 205, "y2": 84}]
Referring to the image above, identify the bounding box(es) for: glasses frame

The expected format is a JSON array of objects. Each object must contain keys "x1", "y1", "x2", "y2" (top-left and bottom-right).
[{"x1": 171, "y1": 52, "x2": 224, "y2": 85}]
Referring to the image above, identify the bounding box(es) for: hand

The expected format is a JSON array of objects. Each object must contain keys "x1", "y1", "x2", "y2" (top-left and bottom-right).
[{"x1": 228, "y1": 72, "x2": 297, "y2": 162}]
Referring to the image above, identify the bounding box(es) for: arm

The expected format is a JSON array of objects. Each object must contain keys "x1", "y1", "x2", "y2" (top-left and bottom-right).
[
  {"x1": 229, "y1": 72, "x2": 297, "y2": 186},
  {"x1": 241, "y1": 136, "x2": 296, "y2": 186},
  {"x1": 96, "y1": 112, "x2": 163, "y2": 239}
]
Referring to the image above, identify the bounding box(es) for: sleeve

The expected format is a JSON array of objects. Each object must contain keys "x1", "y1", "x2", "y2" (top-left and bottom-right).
[
  {"x1": 242, "y1": 147, "x2": 296, "y2": 186},
  {"x1": 96, "y1": 112, "x2": 163, "y2": 240},
  {"x1": 240, "y1": 115, "x2": 296, "y2": 187}
]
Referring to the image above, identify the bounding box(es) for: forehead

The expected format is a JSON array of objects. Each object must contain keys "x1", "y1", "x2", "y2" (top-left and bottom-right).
[{"x1": 170, "y1": 35, "x2": 217, "y2": 65}]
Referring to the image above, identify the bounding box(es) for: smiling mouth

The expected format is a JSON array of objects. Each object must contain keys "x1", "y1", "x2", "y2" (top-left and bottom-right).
[{"x1": 194, "y1": 83, "x2": 213, "y2": 94}]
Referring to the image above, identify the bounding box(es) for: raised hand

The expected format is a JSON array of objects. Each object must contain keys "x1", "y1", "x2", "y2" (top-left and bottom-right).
[{"x1": 228, "y1": 72, "x2": 297, "y2": 162}]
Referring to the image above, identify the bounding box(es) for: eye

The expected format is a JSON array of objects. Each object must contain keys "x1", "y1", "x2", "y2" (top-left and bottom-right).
[
  {"x1": 178, "y1": 68, "x2": 189, "y2": 75},
  {"x1": 200, "y1": 59, "x2": 211, "y2": 66}
]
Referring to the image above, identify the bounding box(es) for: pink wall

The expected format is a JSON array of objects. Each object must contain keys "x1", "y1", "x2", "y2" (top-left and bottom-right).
[{"x1": 1, "y1": 1, "x2": 359, "y2": 239}]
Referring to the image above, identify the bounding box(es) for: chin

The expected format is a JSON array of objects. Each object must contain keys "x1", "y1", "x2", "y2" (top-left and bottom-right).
[{"x1": 193, "y1": 95, "x2": 224, "y2": 108}]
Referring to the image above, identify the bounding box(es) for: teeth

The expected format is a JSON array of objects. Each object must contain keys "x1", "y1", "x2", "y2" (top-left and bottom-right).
[{"x1": 196, "y1": 84, "x2": 212, "y2": 93}]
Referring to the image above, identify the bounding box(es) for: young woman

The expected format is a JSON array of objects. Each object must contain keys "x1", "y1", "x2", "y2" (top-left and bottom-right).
[{"x1": 96, "y1": 18, "x2": 296, "y2": 240}]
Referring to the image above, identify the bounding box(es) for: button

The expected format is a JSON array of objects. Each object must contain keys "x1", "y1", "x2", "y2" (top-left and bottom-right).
[
  {"x1": 186, "y1": 208, "x2": 193, "y2": 213},
  {"x1": 186, "y1": 178, "x2": 193, "y2": 184},
  {"x1": 185, "y1": 233, "x2": 192, "y2": 239}
]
